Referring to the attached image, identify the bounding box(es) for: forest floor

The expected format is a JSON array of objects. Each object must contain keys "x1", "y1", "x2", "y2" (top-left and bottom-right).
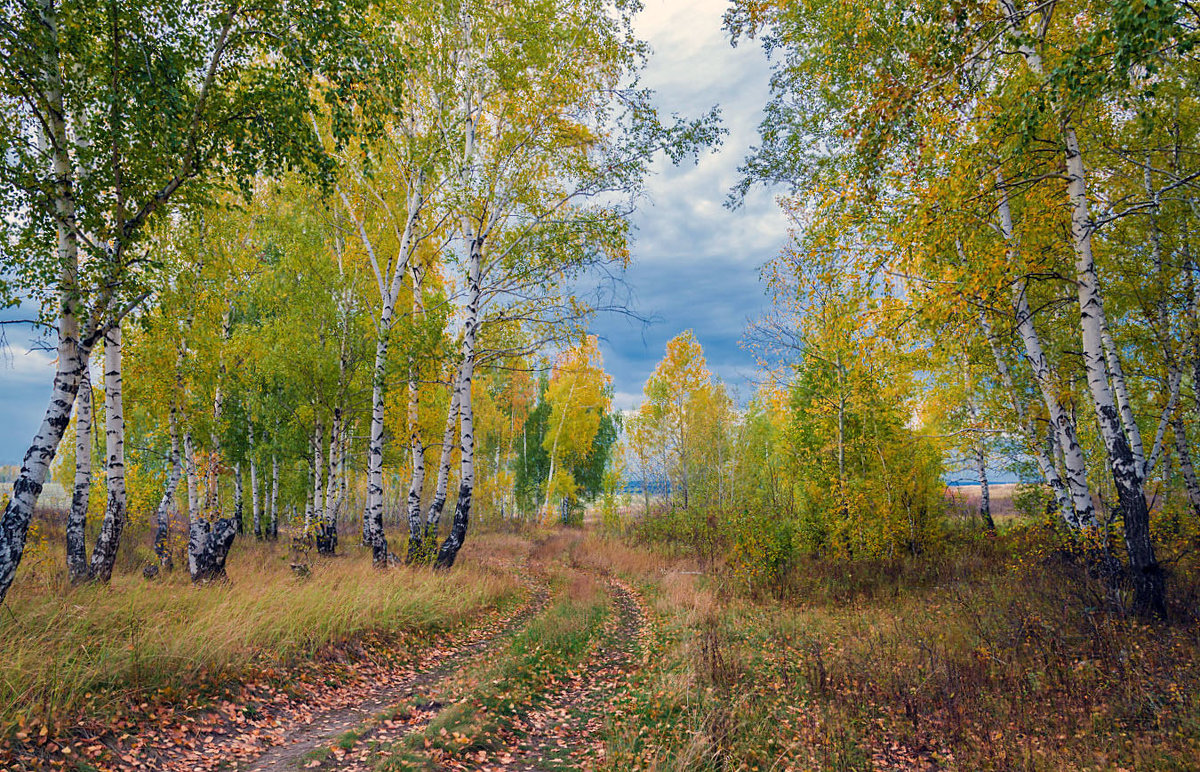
[{"x1": 4, "y1": 522, "x2": 1200, "y2": 770}]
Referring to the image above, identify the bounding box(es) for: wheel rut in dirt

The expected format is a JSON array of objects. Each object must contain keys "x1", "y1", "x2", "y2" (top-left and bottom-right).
[
  {"x1": 504, "y1": 576, "x2": 649, "y2": 772},
  {"x1": 138, "y1": 577, "x2": 549, "y2": 772}
]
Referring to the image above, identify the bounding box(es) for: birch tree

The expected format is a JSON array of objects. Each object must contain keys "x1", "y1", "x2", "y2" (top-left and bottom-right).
[{"x1": 0, "y1": 0, "x2": 365, "y2": 602}]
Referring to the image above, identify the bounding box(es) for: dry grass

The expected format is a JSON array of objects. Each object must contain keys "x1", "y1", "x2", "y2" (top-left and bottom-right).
[
  {"x1": 0, "y1": 531, "x2": 527, "y2": 739},
  {"x1": 593, "y1": 527, "x2": 1200, "y2": 771}
]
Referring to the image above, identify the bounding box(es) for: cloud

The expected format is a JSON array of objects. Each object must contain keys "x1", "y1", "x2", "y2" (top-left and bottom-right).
[
  {"x1": 588, "y1": 0, "x2": 786, "y2": 406},
  {"x1": 612, "y1": 391, "x2": 642, "y2": 411},
  {"x1": 0, "y1": 346, "x2": 54, "y2": 380}
]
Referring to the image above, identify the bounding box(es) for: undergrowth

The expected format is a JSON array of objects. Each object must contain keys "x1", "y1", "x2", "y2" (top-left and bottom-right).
[
  {"x1": 590, "y1": 522, "x2": 1200, "y2": 770},
  {"x1": 0, "y1": 532, "x2": 526, "y2": 743}
]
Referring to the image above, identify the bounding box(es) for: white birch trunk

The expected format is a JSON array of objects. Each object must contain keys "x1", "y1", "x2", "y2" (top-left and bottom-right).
[
  {"x1": 980, "y1": 310, "x2": 1072, "y2": 517},
  {"x1": 1144, "y1": 371, "x2": 1181, "y2": 482},
  {"x1": 0, "y1": 0, "x2": 88, "y2": 604},
  {"x1": 996, "y1": 180, "x2": 1097, "y2": 529},
  {"x1": 89, "y1": 325, "x2": 126, "y2": 582},
  {"x1": 1063, "y1": 125, "x2": 1163, "y2": 614},
  {"x1": 318, "y1": 413, "x2": 340, "y2": 554},
  {"x1": 185, "y1": 431, "x2": 201, "y2": 577},
  {"x1": 249, "y1": 424, "x2": 261, "y2": 539},
  {"x1": 363, "y1": 333, "x2": 389, "y2": 556},
  {"x1": 1100, "y1": 318, "x2": 1146, "y2": 479},
  {"x1": 269, "y1": 454, "x2": 279, "y2": 540},
  {"x1": 184, "y1": 430, "x2": 200, "y2": 524},
  {"x1": 1172, "y1": 414, "x2": 1200, "y2": 516},
  {"x1": 234, "y1": 462, "x2": 244, "y2": 535},
  {"x1": 66, "y1": 360, "x2": 93, "y2": 582},
  {"x1": 1011, "y1": 284, "x2": 1097, "y2": 530},
  {"x1": 425, "y1": 372, "x2": 461, "y2": 542},
  {"x1": 344, "y1": 170, "x2": 427, "y2": 567},
  {"x1": 435, "y1": 242, "x2": 481, "y2": 570},
  {"x1": 153, "y1": 409, "x2": 182, "y2": 570},
  {"x1": 999, "y1": 0, "x2": 1162, "y2": 615},
  {"x1": 312, "y1": 422, "x2": 324, "y2": 537},
  {"x1": 405, "y1": 262, "x2": 427, "y2": 562}
]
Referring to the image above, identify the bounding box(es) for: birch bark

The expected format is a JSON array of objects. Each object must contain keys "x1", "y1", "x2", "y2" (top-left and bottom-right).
[
  {"x1": 405, "y1": 261, "x2": 428, "y2": 562},
  {"x1": 999, "y1": 0, "x2": 1163, "y2": 616},
  {"x1": 341, "y1": 170, "x2": 427, "y2": 566},
  {"x1": 89, "y1": 325, "x2": 126, "y2": 582},
  {"x1": 317, "y1": 413, "x2": 340, "y2": 554},
  {"x1": 269, "y1": 454, "x2": 279, "y2": 540},
  {"x1": 424, "y1": 373, "x2": 461, "y2": 546},
  {"x1": 0, "y1": 0, "x2": 89, "y2": 604},
  {"x1": 1172, "y1": 414, "x2": 1200, "y2": 516},
  {"x1": 234, "y1": 463, "x2": 244, "y2": 535},
  {"x1": 66, "y1": 361, "x2": 93, "y2": 582},
  {"x1": 435, "y1": 238, "x2": 482, "y2": 570},
  {"x1": 250, "y1": 424, "x2": 261, "y2": 539},
  {"x1": 1063, "y1": 126, "x2": 1163, "y2": 615},
  {"x1": 996, "y1": 182, "x2": 1097, "y2": 529},
  {"x1": 980, "y1": 311, "x2": 1072, "y2": 518},
  {"x1": 153, "y1": 410, "x2": 182, "y2": 570}
]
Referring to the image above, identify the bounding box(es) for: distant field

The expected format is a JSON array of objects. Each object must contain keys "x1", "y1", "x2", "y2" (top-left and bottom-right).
[
  {"x1": 944, "y1": 482, "x2": 1019, "y2": 522},
  {"x1": 33, "y1": 482, "x2": 69, "y2": 510}
]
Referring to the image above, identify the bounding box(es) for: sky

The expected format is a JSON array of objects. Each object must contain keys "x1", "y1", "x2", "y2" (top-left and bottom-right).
[
  {"x1": 0, "y1": 0, "x2": 785, "y2": 466},
  {"x1": 594, "y1": 0, "x2": 787, "y2": 412}
]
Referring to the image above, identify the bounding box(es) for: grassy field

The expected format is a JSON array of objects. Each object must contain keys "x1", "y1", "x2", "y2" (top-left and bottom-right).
[
  {"x1": 3, "y1": 520, "x2": 1200, "y2": 770},
  {"x1": 0, "y1": 532, "x2": 527, "y2": 746}
]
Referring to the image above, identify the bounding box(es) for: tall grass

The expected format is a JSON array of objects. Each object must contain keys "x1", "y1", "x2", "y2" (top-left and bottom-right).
[
  {"x1": 587, "y1": 529, "x2": 1200, "y2": 770},
  {"x1": 0, "y1": 533, "x2": 525, "y2": 738}
]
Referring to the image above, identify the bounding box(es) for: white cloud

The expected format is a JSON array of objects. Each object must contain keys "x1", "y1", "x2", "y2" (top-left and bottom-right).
[
  {"x1": 612, "y1": 390, "x2": 643, "y2": 411},
  {"x1": 0, "y1": 347, "x2": 57, "y2": 385}
]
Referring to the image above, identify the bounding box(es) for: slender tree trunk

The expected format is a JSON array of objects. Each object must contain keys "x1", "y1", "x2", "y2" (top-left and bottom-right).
[
  {"x1": 1172, "y1": 414, "x2": 1200, "y2": 516},
  {"x1": 1013, "y1": 282, "x2": 1097, "y2": 530},
  {"x1": 425, "y1": 370, "x2": 461, "y2": 545},
  {"x1": 364, "y1": 330, "x2": 390, "y2": 560},
  {"x1": 405, "y1": 371, "x2": 427, "y2": 561},
  {"x1": 1142, "y1": 163, "x2": 1181, "y2": 486},
  {"x1": 1063, "y1": 126, "x2": 1164, "y2": 617},
  {"x1": 435, "y1": 240, "x2": 481, "y2": 570},
  {"x1": 312, "y1": 422, "x2": 324, "y2": 536},
  {"x1": 0, "y1": 0, "x2": 88, "y2": 604},
  {"x1": 343, "y1": 170, "x2": 426, "y2": 567},
  {"x1": 154, "y1": 409, "x2": 181, "y2": 571},
  {"x1": 975, "y1": 443, "x2": 995, "y2": 531},
  {"x1": 250, "y1": 424, "x2": 261, "y2": 539},
  {"x1": 980, "y1": 310, "x2": 1072, "y2": 517},
  {"x1": 1100, "y1": 317, "x2": 1146, "y2": 479},
  {"x1": 999, "y1": 0, "x2": 1162, "y2": 618},
  {"x1": 1144, "y1": 371, "x2": 1181, "y2": 482},
  {"x1": 234, "y1": 463, "x2": 244, "y2": 535},
  {"x1": 405, "y1": 262, "x2": 427, "y2": 562},
  {"x1": 185, "y1": 431, "x2": 199, "y2": 523},
  {"x1": 318, "y1": 413, "x2": 339, "y2": 555},
  {"x1": 66, "y1": 360, "x2": 93, "y2": 583},
  {"x1": 996, "y1": 178, "x2": 1097, "y2": 529},
  {"x1": 269, "y1": 454, "x2": 279, "y2": 540},
  {"x1": 89, "y1": 325, "x2": 126, "y2": 583}
]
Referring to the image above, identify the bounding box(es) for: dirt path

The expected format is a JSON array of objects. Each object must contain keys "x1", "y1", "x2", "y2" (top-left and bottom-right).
[
  {"x1": 136, "y1": 579, "x2": 549, "y2": 772},
  {"x1": 501, "y1": 577, "x2": 649, "y2": 771},
  {"x1": 241, "y1": 582, "x2": 550, "y2": 772}
]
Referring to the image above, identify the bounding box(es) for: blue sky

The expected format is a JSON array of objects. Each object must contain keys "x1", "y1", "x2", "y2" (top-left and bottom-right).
[
  {"x1": 0, "y1": 0, "x2": 785, "y2": 465},
  {"x1": 593, "y1": 0, "x2": 787, "y2": 411}
]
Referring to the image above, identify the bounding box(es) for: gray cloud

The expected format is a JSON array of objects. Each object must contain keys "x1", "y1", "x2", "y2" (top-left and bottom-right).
[{"x1": 591, "y1": 0, "x2": 785, "y2": 408}]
